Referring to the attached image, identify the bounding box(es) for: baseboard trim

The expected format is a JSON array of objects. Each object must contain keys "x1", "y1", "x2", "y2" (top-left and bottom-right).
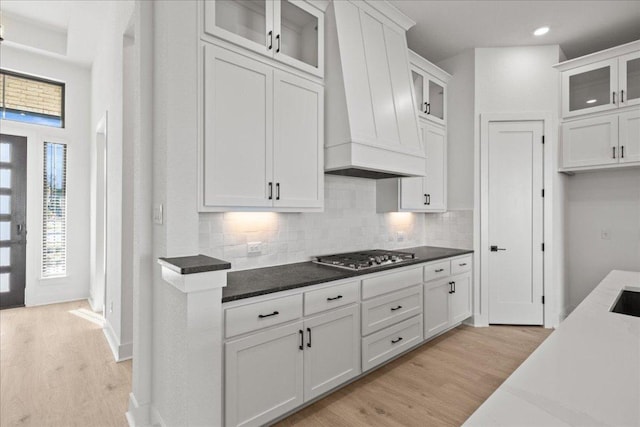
[
  {"x1": 103, "y1": 320, "x2": 133, "y2": 362},
  {"x1": 126, "y1": 393, "x2": 153, "y2": 427}
]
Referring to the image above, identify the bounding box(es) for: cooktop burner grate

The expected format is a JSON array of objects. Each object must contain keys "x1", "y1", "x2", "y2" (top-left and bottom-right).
[{"x1": 315, "y1": 249, "x2": 415, "y2": 271}]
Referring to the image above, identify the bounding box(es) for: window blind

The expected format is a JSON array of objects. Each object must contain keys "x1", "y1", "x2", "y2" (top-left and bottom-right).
[{"x1": 42, "y1": 142, "x2": 67, "y2": 277}]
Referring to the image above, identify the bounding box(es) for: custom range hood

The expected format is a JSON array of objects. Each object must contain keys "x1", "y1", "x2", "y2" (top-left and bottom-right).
[{"x1": 324, "y1": 0, "x2": 425, "y2": 179}]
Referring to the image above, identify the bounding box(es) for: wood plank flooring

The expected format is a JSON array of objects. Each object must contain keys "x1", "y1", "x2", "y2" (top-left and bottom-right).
[
  {"x1": 0, "y1": 300, "x2": 131, "y2": 427},
  {"x1": 276, "y1": 325, "x2": 552, "y2": 427},
  {"x1": 1, "y1": 301, "x2": 551, "y2": 427}
]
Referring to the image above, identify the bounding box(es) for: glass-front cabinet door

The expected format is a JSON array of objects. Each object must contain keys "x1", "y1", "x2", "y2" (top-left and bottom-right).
[
  {"x1": 204, "y1": 0, "x2": 324, "y2": 78},
  {"x1": 620, "y1": 51, "x2": 640, "y2": 108},
  {"x1": 562, "y1": 58, "x2": 618, "y2": 118},
  {"x1": 205, "y1": 0, "x2": 274, "y2": 56},
  {"x1": 411, "y1": 66, "x2": 446, "y2": 125},
  {"x1": 274, "y1": 0, "x2": 324, "y2": 77}
]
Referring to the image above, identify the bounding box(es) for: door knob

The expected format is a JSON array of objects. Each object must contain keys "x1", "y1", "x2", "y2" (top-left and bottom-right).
[{"x1": 490, "y1": 245, "x2": 506, "y2": 252}]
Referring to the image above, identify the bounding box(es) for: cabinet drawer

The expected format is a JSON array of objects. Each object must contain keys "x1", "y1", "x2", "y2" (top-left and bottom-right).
[
  {"x1": 361, "y1": 285, "x2": 423, "y2": 336},
  {"x1": 451, "y1": 255, "x2": 472, "y2": 275},
  {"x1": 361, "y1": 267, "x2": 423, "y2": 300},
  {"x1": 423, "y1": 260, "x2": 451, "y2": 282},
  {"x1": 304, "y1": 280, "x2": 359, "y2": 316},
  {"x1": 225, "y1": 294, "x2": 303, "y2": 338},
  {"x1": 362, "y1": 315, "x2": 423, "y2": 372}
]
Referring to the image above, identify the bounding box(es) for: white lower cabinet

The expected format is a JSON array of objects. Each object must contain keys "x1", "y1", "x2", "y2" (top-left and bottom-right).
[
  {"x1": 303, "y1": 305, "x2": 360, "y2": 400},
  {"x1": 225, "y1": 304, "x2": 360, "y2": 427},
  {"x1": 225, "y1": 322, "x2": 304, "y2": 427},
  {"x1": 424, "y1": 272, "x2": 472, "y2": 340}
]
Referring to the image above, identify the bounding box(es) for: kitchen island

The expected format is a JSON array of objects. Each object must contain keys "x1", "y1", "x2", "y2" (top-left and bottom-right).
[{"x1": 464, "y1": 270, "x2": 640, "y2": 426}]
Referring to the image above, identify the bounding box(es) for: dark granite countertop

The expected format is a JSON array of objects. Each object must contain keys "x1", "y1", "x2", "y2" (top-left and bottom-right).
[
  {"x1": 158, "y1": 254, "x2": 231, "y2": 274},
  {"x1": 223, "y1": 246, "x2": 472, "y2": 303}
]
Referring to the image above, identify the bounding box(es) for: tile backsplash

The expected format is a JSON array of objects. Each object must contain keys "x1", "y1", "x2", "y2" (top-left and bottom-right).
[
  {"x1": 424, "y1": 210, "x2": 474, "y2": 250},
  {"x1": 199, "y1": 176, "x2": 474, "y2": 271}
]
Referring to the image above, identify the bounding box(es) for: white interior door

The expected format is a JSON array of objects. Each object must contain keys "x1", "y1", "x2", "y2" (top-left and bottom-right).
[{"x1": 488, "y1": 121, "x2": 544, "y2": 325}]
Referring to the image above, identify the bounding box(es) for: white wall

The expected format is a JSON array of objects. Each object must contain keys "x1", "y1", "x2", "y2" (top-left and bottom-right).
[
  {"x1": 437, "y1": 50, "x2": 475, "y2": 210},
  {"x1": 0, "y1": 44, "x2": 91, "y2": 306},
  {"x1": 566, "y1": 168, "x2": 640, "y2": 312},
  {"x1": 199, "y1": 175, "x2": 427, "y2": 270},
  {"x1": 473, "y1": 45, "x2": 564, "y2": 326},
  {"x1": 90, "y1": 0, "x2": 135, "y2": 361}
]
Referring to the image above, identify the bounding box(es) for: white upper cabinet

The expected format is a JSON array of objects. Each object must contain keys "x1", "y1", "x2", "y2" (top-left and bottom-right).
[
  {"x1": 324, "y1": 0, "x2": 425, "y2": 178},
  {"x1": 204, "y1": 0, "x2": 325, "y2": 78},
  {"x1": 559, "y1": 41, "x2": 640, "y2": 119},
  {"x1": 201, "y1": 44, "x2": 323, "y2": 211},
  {"x1": 409, "y1": 50, "x2": 450, "y2": 126},
  {"x1": 557, "y1": 41, "x2": 640, "y2": 172}
]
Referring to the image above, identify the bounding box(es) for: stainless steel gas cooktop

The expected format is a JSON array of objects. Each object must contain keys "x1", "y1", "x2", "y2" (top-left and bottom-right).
[{"x1": 314, "y1": 249, "x2": 416, "y2": 271}]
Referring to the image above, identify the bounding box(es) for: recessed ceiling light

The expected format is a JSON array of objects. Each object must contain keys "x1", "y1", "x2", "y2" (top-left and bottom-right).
[
  {"x1": 586, "y1": 99, "x2": 597, "y2": 104},
  {"x1": 534, "y1": 26, "x2": 550, "y2": 36}
]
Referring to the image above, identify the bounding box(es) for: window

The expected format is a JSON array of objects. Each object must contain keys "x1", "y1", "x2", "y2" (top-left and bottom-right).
[
  {"x1": 0, "y1": 70, "x2": 65, "y2": 128},
  {"x1": 42, "y1": 142, "x2": 67, "y2": 277}
]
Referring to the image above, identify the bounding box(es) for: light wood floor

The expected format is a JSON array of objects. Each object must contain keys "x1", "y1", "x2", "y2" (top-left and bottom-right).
[
  {"x1": 0, "y1": 300, "x2": 131, "y2": 427},
  {"x1": 1, "y1": 301, "x2": 551, "y2": 427},
  {"x1": 276, "y1": 324, "x2": 552, "y2": 427}
]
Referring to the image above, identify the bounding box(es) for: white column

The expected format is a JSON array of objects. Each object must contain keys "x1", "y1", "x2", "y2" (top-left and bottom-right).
[{"x1": 155, "y1": 263, "x2": 227, "y2": 426}]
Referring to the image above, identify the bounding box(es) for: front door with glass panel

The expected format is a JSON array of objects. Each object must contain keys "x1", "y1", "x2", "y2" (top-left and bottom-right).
[{"x1": 0, "y1": 134, "x2": 27, "y2": 309}]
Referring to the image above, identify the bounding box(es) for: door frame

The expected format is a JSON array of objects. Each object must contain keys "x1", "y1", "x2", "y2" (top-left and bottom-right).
[
  {"x1": 90, "y1": 112, "x2": 108, "y2": 314},
  {"x1": 476, "y1": 112, "x2": 557, "y2": 328}
]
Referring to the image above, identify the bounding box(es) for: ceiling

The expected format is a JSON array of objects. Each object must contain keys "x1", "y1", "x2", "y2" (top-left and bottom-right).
[
  {"x1": 1, "y1": 1, "x2": 638, "y2": 67},
  {"x1": 393, "y1": 1, "x2": 640, "y2": 63},
  {"x1": 0, "y1": 0, "x2": 112, "y2": 66}
]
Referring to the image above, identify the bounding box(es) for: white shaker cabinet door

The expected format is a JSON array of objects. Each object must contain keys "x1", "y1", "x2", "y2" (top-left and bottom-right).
[
  {"x1": 273, "y1": 70, "x2": 324, "y2": 209},
  {"x1": 225, "y1": 321, "x2": 304, "y2": 427},
  {"x1": 450, "y1": 273, "x2": 472, "y2": 325},
  {"x1": 424, "y1": 123, "x2": 447, "y2": 212},
  {"x1": 203, "y1": 45, "x2": 274, "y2": 208},
  {"x1": 303, "y1": 305, "x2": 360, "y2": 401},
  {"x1": 619, "y1": 109, "x2": 640, "y2": 164},
  {"x1": 424, "y1": 278, "x2": 451, "y2": 340},
  {"x1": 561, "y1": 115, "x2": 619, "y2": 168}
]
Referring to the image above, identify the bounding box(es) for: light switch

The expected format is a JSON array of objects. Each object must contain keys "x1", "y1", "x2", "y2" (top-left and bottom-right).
[{"x1": 153, "y1": 204, "x2": 164, "y2": 225}]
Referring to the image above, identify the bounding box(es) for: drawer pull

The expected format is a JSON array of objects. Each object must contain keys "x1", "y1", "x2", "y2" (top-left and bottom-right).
[
  {"x1": 459, "y1": 263, "x2": 467, "y2": 266},
  {"x1": 258, "y1": 311, "x2": 279, "y2": 319},
  {"x1": 390, "y1": 305, "x2": 403, "y2": 311},
  {"x1": 391, "y1": 337, "x2": 403, "y2": 344},
  {"x1": 327, "y1": 295, "x2": 343, "y2": 301},
  {"x1": 435, "y1": 268, "x2": 445, "y2": 273}
]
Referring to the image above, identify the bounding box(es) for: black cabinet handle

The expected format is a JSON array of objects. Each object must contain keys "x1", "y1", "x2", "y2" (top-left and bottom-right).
[
  {"x1": 391, "y1": 337, "x2": 403, "y2": 344},
  {"x1": 390, "y1": 305, "x2": 403, "y2": 311},
  {"x1": 621, "y1": 90, "x2": 625, "y2": 103},
  {"x1": 452, "y1": 281, "x2": 456, "y2": 294},
  {"x1": 490, "y1": 245, "x2": 506, "y2": 252},
  {"x1": 426, "y1": 103, "x2": 431, "y2": 115},
  {"x1": 435, "y1": 268, "x2": 444, "y2": 273},
  {"x1": 299, "y1": 329, "x2": 304, "y2": 350},
  {"x1": 448, "y1": 281, "x2": 454, "y2": 294},
  {"x1": 276, "y1": 34, "x2": 281, "y2": 53},
  {"x1": 621, "y1": 146, "x2": 625, "y2": 158},
  {"x1": 613, "y1": 146, "x2": 616, "y2": 159},
  {"x1": 613, "y1": 91, "x2": 616, "y2": 104},
  {"x1": 424, "y1": 194, "x2": 428, "y2": 205},
  {"x1": 327, "y1": 295, "x2": 343, "y2": 301},
  {"x1": 258, "y1": 311, "x2": 279, "y2": 319},
  {"x1": 459, "y1": 263, "x2": 467, "y2": 266},
  {"x1": 306, "y1": 327, "x2": 312, "y2": 348},
  {"x1": 268, "y1": 182, "x2": 273, "y2": 200},
  {"x1": 267, "y1": 30, "x2": 273, "y2": 50},
  {"x1": 426, "y1": 194, "x2": 431, "y2": 205},
  {"x1": 423, "y1": 102, "x2": 428, "y2": 113},
  {"x1": 276, "y1": 183, "x2": 280, "y2": 200}
]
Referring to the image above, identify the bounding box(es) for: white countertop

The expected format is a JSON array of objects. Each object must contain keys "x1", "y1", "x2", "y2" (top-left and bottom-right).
[{"x1": 464, "y1": 270, "x2": 640, "y2": 427}]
